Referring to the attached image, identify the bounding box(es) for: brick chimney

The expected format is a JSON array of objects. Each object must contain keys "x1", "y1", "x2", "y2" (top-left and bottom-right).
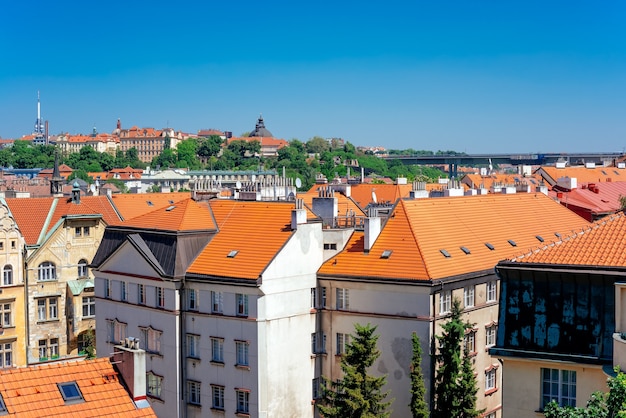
[{"x1": 113, "y1": 337, "x2": 147, "y2": 404}]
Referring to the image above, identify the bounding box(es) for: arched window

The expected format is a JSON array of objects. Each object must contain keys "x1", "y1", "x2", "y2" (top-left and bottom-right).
[
  {"x1": 77, "y1": 259, "x2": 88, "y2": 278},
  {"x1": 2, "y1": 265, "x2": 12, "y2": 286},
  {"x1": 38, "y1": 262, "x2": 56, "y2": 281}
]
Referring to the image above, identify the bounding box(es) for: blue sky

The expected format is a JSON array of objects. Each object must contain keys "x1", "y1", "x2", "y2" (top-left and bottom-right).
[{"x1": 1, "y1": 1, "x2": 625, "y2": 154}]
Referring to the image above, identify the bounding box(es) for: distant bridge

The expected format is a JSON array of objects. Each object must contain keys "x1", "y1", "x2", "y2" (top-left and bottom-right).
[{"x1": 382, "y1": 152, "x2": 625, "y2": 178}]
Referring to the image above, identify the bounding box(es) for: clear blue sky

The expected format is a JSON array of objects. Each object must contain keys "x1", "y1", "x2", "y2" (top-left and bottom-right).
[{"x1": 1, "y1": 1, "x2": 625, "y2": 154}]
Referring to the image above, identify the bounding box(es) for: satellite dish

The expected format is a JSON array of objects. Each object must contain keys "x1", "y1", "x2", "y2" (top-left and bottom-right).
[
  {"x1": 251, "y1": 174, "x2": 257, "y2": 182},
  {"x1": 372, "y1": 191, "x2": 378, "y2": 204},
  {"x1": 295, "y1": 178, "x2": 302, "y2": 188},
  {"x1": 236, "y1": 181, "x2": 242, "y2": 189}
]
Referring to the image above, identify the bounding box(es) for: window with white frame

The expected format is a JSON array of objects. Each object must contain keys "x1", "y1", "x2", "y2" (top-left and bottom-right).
[
  {"x1": 187, "y1": 334, "x2": 200, "y2": 359},
  {"x1": 485, "y1": 413, "x2": 496, "y2": 418},
  {"x1": 156, "y1": 287, "x2": 165, "y2": 308},
  {"x1": 487, "y1": 281, "x2": 497, "y2": 302},
  {"x1": 464, "y1": 285, "x2": 475, "y2": 308},
  {"x1": 188, "y1": 380, "x2": 201, "y2": 405},
  {"x1": 188, "y1": 289, "x2": 198, "y2": 311},
  {"x1": 37, "y1": 297, "x2": 58, "y2": 321},
  {"x1": 0, "y1": 303, "x2": 12, "y2": 327},
  {"x1": 120, "y1": 281, "x2": 127, "y2": 302},
  {"x1": 75, "y1": 227, "x2": 82, "y2": 237},
  {"x1": 336, "y1": 333, "x2": 350, "y2": 355},
  {"x1": 211, "y1": 385, "x2": 225, "y2": 410},
  {"x1": 0, "y1": 343, "x2": 12, "y2": 368},
  {"x1": 140, "y1": 327, "x2": 162, "y2": 355},
  {"x1": 312, "y1": 332, "x2": 326, "y2": 354},
  {"x1": 138, "y1": 284, "x2": 145, "y2": 305},
  {"x1": 336, "y1": 288, "x2": 349, "y2": 310},
  {"x1": 106, "y1": 319, "x2": 127, "y2": 344},
  {"x1": 486, "y1": 324, "x2": 497, "y2": 347},
  {"x1": 211, "y1": 337, "x2": 224, "y2": 363},
  {"x1": 82, "y1": 296, "x2": 95, "y2": 318},
  {"x1": 77, "y1": 259, "x2": 88, "y2": 278},
  {"x1": 486, "y1": 368, "x2": 497, "y2": 392},
  {"x1": 236, "y1": 340, "x2": 249, "y2": 366},
  {"x1": 2, "y1": 265, "x2": 12, "y2": 286},
  {"x1": 211, "y1": 291, "x2": 223, "y2": 314},
  {"x1": 147, "y1": 372, "x2": 163, "y2": 398},
  {"x1": 236, "y1": 293, "x2": 249, "y2": 316},
  {"x1": 439, "y1": 290, "x2": 451, "y2": 314},
  {"x1": 464, "y1": 330, "x2": 476, "y2": 354},
  {"x1": 236, "y1": 389, "x2": 250, "y2": 414},
  {"x1": 541, "y1": 368, "x2": 576, "y2": 409},
  {"x1": 38, "y1": 262, "x2": 56, "y2": 281}
]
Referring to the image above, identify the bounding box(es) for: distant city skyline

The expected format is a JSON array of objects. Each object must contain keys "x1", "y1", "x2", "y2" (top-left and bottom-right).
[{"x1": 1, "y1": 1, "x2": 625, "y2": 154}]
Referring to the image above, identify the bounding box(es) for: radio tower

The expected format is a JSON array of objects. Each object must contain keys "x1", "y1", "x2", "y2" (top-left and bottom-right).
[{"x1": 33, "y1": 91, "x2": 46, "y2": 145}]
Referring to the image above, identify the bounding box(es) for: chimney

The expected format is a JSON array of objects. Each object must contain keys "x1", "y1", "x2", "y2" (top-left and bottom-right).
[
  {"x1": 291, "y1": 198, "x2": 307, "y2": 230},
  {"x1": 364, "y1": 213, "x2": 381, "y2": 253},
  {"x1": 113, "y1": 337, "x2": 146, "y2": 403},
  {"x1": 312, "y1": 187, "x2": 338, "y2": 227},
  {"x1": 410, "y1": 181, "x2": 429, "y2": 199}
]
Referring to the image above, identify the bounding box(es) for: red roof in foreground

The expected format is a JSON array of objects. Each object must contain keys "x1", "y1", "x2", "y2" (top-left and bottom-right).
[{"x1": 0, "y1": 358, "x2": 156, "y2": 417}]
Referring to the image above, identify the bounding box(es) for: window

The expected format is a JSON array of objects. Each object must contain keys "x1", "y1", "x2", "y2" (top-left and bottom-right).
[
  {"x1": 10, "y1": 241, "x2": 15, "y2": 250},
  {"x1": 236, "y1": 293, "x2": 249, "y2": 316},
  {"x1": 464, "y1": 285, "x2": 475, "y2": 308},
  {"x1": 39, "y1": 338, "x2": 59, "y2": 361},
  {"x1": 542, "y1": 368, "x2": 576, "y2": 409},
  {"x1": 58, "y1": 382, "x2": 83, "y2": 402},
  {"x1": 486, "y1": 324, "x2": 497, "y2": 347},
  {"x1": 212, "y1": 385, "x2": 225, "y2": 410},
  {"x1": 37, "y1": 297, "x2": 58, "y2": 321},
  {"x1": 75, "y1": 227, "x2": 82, "y2": 237},
  {"x1": 188, "y1": 289, "x2": 198, "y2": 311},
  {"x1": 0, "y1": 303, "x2": 12, "y2": 327},
  {"x1": 211, "y1": 291, "x2": 223, "y2": 314},
  {"x1": 138, "y1": 284, "x2": 145, "y2": 305},
  {"x1": 465, "y1": 330, "x2": 476, "y2": 354},
  {"x1": 82, "y1": 296, "x2": 95, "y2": 318},
  {"x1": 211, "y1": 337, "x2": 224, "y2": 363},
  {"x1": 311, "y1": 288, "x2": 317, "y2": 308},
  {"x1": 439, "y1": 290, "x2": 451, "y2": 314},
  {"x1": 187, "y1": 334, "x2": 200, "y2": 359},
  {"x1": 312, "y1": 378, "x2": 321, "y2": 400},
  {"x1": 486, "y1": 368, "x2": 497, "y2": 391},
  {"x1": 321, "y1": 287, "x2": 327, "y2": 307},
  {"x1": 188, "y1": 381, "x2": 201, "y2": 405},
  {"x1": 311, "y1": 332, "x2": 326, "y2": 354},
  {"x1": 120, "y1": 281, "x2": 127, "y2": 301},
  {"x1": 106, "y1": 319, "x2": 127, "y2": 344},
  {"x1": 83, "y1": 226, "x2": 90, "y2": 237},
  {"x1": 236, "y1": 389, "x2": 250, "y2": 414},
  {"x1": 140, "y1": 327, "x2": 162, "y2": 354},
  {"x1": 147, "y1": 372, "x2": 163, "y2": 398},
  {"x1": 0, "y1": 343, "x2": 12, "y2": 368},
  {"x1": 2, "y1": 265, "x2": 12, "y2": 286},
  {"x1": 77, "y1": 259, "x2": 88, "y2": 278},
  {"x1": 156, "y1": 287, "x2": 165, "y2": 308},
  {"x1": 336, "y1": 288, "x2": 349, "y2": 310},
  {"x1": 324, "y1": 243, "x2": 337, "y2": 250},
  {"x1": 487, "y1": 281, "x2": 497, "y2": 302},
  {"x1": 38, "y1": 262, "x2": 56, "y2": 281},
  {"x1": 236, "y1": 340, "x2": 249, "y2": 366},
  {"x1": 336, "y1": 333, "x2": 350, "y2": 355}
]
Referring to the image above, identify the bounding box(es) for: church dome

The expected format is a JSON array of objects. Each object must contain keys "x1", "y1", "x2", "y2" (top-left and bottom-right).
[{"x1": 248, "y1": 114, "x2": 273, "y2": 137}]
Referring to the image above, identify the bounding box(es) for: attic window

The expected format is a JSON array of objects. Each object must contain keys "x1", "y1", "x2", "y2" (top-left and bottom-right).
[
  {"x1": 169, "y1": 200, "x2": 174, "y2": 204},
  {"x1": 485, "y1": 243, "x2": 495, "y2": 251},
  {"x1": 227, "y1": 250, "x2": 239, "y2": 258},
  {"x1": 58, "y1": 382, "x2": 84, "y2": 403},
  {"x1": 166, "y1": 205, "x2": 176, "y2": 211},
  {"x1": 147, "y1": 201, "x2": 154, "y2": 206},
  {"x1": 536, "y1": 235, "x2": 544, "y2": 243},
  {"x1": 0, "y1": 393, "x2": 6, "y2": 413},
  {"x1": 614, "y1": 170, "x2": 620, "y2": 176},
  {"x1": 507, "y1": 239, "x2": 517, "y2": 247},
  {"x1": 439, "y1": 249, "x2": 451, "y2": 258},
  {"x1": 460, "y1": 246, "x2": 471, "y2": 255},
  {"x1": 555, "y1": 232, "x2": 562, "y2": 239},
  {"x1": 602, "y1": 170, "x2": 607, "y2": 175},
  {"x1": 380, "y1": 250, "x2": 393, "y2": 259}
]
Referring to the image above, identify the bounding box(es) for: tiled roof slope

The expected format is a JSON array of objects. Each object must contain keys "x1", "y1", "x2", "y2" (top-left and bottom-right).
[
  {"x1": 509, "y1": 212, "x2": 626, "y2": 266},
  {"x1": 110, "y1": 192, "x2": 190, "y2": 221},
  {"x1": 111, "y1": 198, "x2": 217, "y2": 232},
  {"x1": 461, "y1": 173, "x2": 543, "y2": 189},
  {"x1": 537, "y1": 165, "x2": 626, "y2": 185},
  {"x1": 548, "y1": 181, "x2": 626, "y2": 217},
  {"x1": 319, "y1": 193, "x2": 592, "y2": 281},
  {"x1": 187, "y1": 200, "x2": 295, "y2": 280},
  {"x1": 0, "y1": 358, "x2": 156, "y2": 417}
]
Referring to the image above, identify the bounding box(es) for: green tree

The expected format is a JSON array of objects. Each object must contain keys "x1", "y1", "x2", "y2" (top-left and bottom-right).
[
  {"x1": 458, "y1": 345, "x2": 483, "y2": 417},
  {"x1": 81, "y1": 328, "x2": 96, "y2": 359},
  {"x1": 176, "y1": 138, "x2": 201, "y2": 169},
  {"x1": 67, "y1": 169, "x2": 93, "y2": 184},
  {"x1": 306, "y1": 136, "x2": 329, "y2": 154},
  {"x1": 433, "y1": 298, "x2": 482, "y2": 418},
  {"x1": 409, "y1": 332, "x2": 428, "y2": 418},
  {"x1": 318, "y1": 323, "x2": 392, "y2": 418},
  {"x1": 198, "y1": 135, "x2": 223, "y2": 158}
]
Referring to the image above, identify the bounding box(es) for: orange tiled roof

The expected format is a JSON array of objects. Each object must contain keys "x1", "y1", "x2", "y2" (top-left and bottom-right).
[
  {"x1": 110, "y1": 192, "x2": 190, "y2": 221},
  {"x1": 319, "y1": 193, "x2": 592, "y2": 281},
  {"x1": 536, "y1": 165, "x2": 626, "y2": 185},
  {"x1": 461, "y1": 173, "x2": 543, "y2": 190},
  {"x1": 111, "y1": 198, "x2": 217, "y2": 231},
  {"x1": 0, "y1": 358, "x2": 156, "y2": 417},
  {"x1": 509, "y1": 212, "x2": 626, "y2": 266},
  {"x1": 187, "y1": 200, "x2": 296, "y2": 280}
]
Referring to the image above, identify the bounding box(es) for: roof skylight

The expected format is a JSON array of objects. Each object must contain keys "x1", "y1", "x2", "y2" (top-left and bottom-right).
[
  {"x1": 507, "y1": 239, "x2": 517, "y2": 247},
  {"x1": 439, "y1": 249, "x2": 451, "y2": 258},
  {"x1": 536, "y1": 235, "x2": 544, "y2": 242},
  {"x1": 460, "y1": 246, "x2": 471, "y2": 255},
  {"x1": 227, "y1": 250, "x2": 239, "y2": 258},
  {"x1": 166, "y1": 205, "x2": 176, "y2": 211},
  {"x1": 147, "y1": 201, "x2": 154, "y2": 206},
  {"x1": 485, "y1": 243, "x2": 495, "y2": 250},
  {"x1": 58, "y1": 382, "x2": 84, "y2": 403},
  {"x1": 380, "y1": 250, "x2": 393, "y2": 259}
]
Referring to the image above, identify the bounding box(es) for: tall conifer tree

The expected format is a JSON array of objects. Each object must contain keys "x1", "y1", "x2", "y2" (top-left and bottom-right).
[{"x1": 409, "y1": 332, "x2": 428, "y2": 418}]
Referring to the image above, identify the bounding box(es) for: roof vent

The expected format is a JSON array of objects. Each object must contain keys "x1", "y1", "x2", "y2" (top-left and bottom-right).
[
  {"x1": 536, "y1": 235, "x2": 544, "y2": 242},
  {"x1": 507, "y1": 239, "x2": 517, "y2": 247},
  {"x1": 485, "y1": 243, "x2": 495, "y2": 250},
  {"x1": 460, "y1": 246, "x2": 471, "y2": 255},
  {"x1": 440, "y1": 249, "x2": 451, "y2": 258}
]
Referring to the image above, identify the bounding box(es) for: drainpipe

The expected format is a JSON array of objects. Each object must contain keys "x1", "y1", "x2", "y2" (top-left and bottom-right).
[{"x1": 178, "y1": 281, "x2": 187, "y2": 418}]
